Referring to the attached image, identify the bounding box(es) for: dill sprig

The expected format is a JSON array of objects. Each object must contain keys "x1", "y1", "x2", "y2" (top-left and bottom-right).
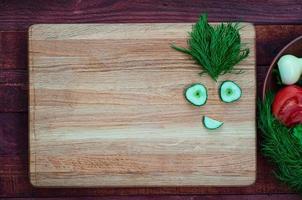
[
  {"x1": 171, "y1": 14, "x2": 249, "y2": 81},
  {"x1": 258, "y1": 92, "x2": 302, "y2": 193}
]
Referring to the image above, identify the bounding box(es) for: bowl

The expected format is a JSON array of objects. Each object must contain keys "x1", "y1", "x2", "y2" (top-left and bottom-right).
[{"x1": 263, "y1": 35, "x2": 302, "y2": 99}]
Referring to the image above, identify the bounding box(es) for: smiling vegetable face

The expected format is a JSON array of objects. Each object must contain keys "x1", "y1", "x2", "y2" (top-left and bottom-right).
[
  {"x1": 171, "y1": 14, "x2": 248, "y2": 130},
  {"x1": 184, "y1": 80, "x2": 242, "y2": 130}
]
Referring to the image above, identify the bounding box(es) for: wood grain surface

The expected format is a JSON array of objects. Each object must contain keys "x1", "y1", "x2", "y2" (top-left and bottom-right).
[
  {"x1": 28, "y1": 23, "x2": 256, "y2": 187},
  {"x1": 1, "y1": 0, "x2": 302, "y2": 198},
  {"x1": 1, "y1": 0, "x2": 302, "y2": 31},
  {"x1": 2, "y1": 26, "x2": 295, "y2": 198},
  {"x1": 2, "y1": 194, "x2": 302, "y2": 200}
]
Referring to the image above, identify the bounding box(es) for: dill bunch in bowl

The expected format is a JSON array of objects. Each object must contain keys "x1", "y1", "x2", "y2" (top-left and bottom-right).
[
  {"x1": 172, "y1": 14, "x2": 249, "y2": 81},
  {"x1": 258, "y1": 92, "x2": 302, "y2": 193}
]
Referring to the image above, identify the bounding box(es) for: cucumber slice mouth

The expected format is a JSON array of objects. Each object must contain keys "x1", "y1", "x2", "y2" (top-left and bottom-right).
[
  {"x1": 184, "y1": 83, "x2": 207, "y2": 106},
  {"x1": 202, "y1": 116, "x2": 224, "y2": 130},
  {"x1": 219, "y1": 80, "x2": 242, "y2": 103}
]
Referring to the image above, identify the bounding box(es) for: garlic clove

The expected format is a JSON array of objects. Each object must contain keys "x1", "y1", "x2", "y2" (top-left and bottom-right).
[{"x1": 277, "y1": 54, "x2": 302, "y2": 85}]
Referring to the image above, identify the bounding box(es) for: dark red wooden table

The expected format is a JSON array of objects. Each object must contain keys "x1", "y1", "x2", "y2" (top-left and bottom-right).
[{"x1": 1, "y1": 1, "x2": 302, "y2": 199}]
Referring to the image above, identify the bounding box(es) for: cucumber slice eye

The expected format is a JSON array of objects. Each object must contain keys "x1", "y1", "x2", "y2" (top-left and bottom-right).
[
  {"x1": 219, "y1": 81, "x2": 242, "y2": 103},
  {"x1": 202, "y1": 116, "x2": 224, "y2": 130},
  {"x1": 184, "y1": 83, "x2": 207, "y2": 106}
]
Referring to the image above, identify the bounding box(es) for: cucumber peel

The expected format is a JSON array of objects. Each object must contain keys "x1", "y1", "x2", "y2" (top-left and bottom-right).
[
  {"x1": 184, "y1": 83, "x2": 207, "y2": 106},
  {"x1": 202, "y1": 116, "x2": 224, "y2": 130},
  {"x1": 219, "y1": 80, "x2": 242, "y2": 103}
]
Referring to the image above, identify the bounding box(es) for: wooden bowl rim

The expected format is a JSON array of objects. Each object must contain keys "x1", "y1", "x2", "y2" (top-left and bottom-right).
[{"x1": 262, "y1": 35, "x2": 302, "y2": 99}]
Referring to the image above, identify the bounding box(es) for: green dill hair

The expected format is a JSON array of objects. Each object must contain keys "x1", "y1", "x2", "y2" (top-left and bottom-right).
[{"x1": 171, "y1": 14, "x2": 249, "y2": 81}]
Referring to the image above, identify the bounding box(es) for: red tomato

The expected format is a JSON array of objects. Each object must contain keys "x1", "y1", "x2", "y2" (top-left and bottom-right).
[{"x1": 272, "y1": 85, "x2": 302, "y2": 127}]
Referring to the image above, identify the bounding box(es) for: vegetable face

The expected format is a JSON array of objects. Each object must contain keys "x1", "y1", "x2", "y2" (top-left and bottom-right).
[
  {"x1": 184, "y1": 81, "x2": 243, "y2": 130},
  {"x1": 277, "y1": 55, "x2": 302, "y2": 85},
  {"x1": 272, "y1": 85, "x2": 302, "y2": 127},
  {"x1": 174, "y1": 13, "x2": 249, "y2": 131}
]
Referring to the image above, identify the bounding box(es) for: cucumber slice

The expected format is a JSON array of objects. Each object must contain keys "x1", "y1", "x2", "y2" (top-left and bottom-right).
[
  {"x1": 219, "y1": 81, "x2": 242, "y2": 103},
  {"x1": 202, "y1": 116, "x2": 224, "y2": 130},
  {"x1": 184, "y1": 83, "x2": 207, "y2": 106}
]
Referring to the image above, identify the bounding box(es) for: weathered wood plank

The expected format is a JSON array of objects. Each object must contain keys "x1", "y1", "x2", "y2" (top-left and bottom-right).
[
  {"x1": 0, "y1": 31, "x2": 28, "y2": 69},
  {"x1": 2, "y1": 194, "x2": 302, "y2": 200},
  {"x1": 0, "y1": 0, "x2": 302, "y2": 31},
  {"x1": 256, "y1": 25, "x2": 302, "y2": 66}
]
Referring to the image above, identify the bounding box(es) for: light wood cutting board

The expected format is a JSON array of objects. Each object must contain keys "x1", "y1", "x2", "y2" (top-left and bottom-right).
[{"x1": 29, "y1": 23, "x2": 256, "y2": 187}]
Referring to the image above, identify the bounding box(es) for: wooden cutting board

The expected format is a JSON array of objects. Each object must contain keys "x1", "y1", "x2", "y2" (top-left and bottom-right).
[{"x1": 29, "y1": 23, "x2": 256, "y2": 187}]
